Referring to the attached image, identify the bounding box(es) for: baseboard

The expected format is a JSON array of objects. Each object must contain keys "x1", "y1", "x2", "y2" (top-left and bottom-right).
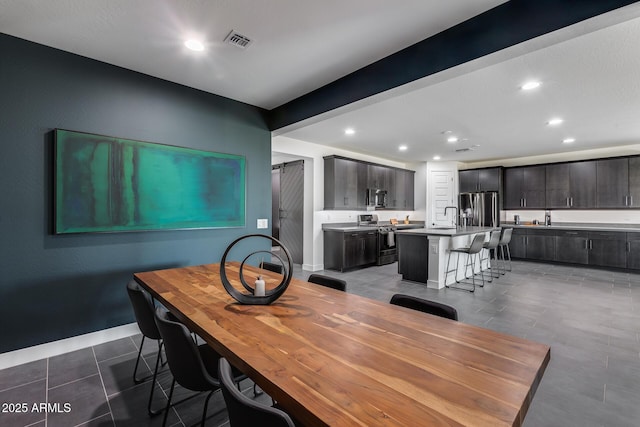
[
  {"x1": 302, "y1": 263, "x2": 324, "y2": 271},
  {"x1": 0, "y1": 323, "x2": 140, "y2": 371}
]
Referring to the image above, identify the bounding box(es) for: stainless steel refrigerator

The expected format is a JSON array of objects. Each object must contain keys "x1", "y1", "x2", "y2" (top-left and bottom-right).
[{"x1": 459, "y1": 192, "x2": 500, "y2": 227}]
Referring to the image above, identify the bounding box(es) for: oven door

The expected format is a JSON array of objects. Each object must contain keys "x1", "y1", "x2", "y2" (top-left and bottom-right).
[{"x1": 377, "y1": 228, "x2": 397, "y2": 265}]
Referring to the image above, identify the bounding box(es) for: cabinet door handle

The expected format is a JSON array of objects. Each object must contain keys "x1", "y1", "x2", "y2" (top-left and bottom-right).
[
  {"x1": 589, "y1": 239, "x2": 593, "y2": 250},
  {"x1": 585, "y1": 239, "x2": 588, "y2": 249},
  {"x1": 570, "y1": 197, "x2": 574, "y2": 207},
  {"x1": 627, "y1": 241, "x2": 631, "y2": 252},
  {"x1": 523, "y1": 198, "x2": 527, "y2": 208},
  {"x1": 625, "y1": 195, "x2": 628, "y2": 206},
  {"x1": 566, "y1": 197, "x2": 570, "y2": 207}
]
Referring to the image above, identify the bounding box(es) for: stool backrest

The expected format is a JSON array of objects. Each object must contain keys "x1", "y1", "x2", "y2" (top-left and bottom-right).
[
  {"x1": 468, "y1": 233, "x2": 486, "y2": 254},
  {"x1": 499, "y1": 228, "x2": 513, "y2": 245},
  {"x1": 485, "y1": 230, "x2": 501, "y2": 249}
]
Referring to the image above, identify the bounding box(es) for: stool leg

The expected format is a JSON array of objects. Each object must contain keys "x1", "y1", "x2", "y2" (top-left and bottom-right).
[
  {"x1": 468, "y1": 253, "x2": 476, "y2": 292},
  {"x1": 506, "y1": 244, "x2": 512, "y2": 272}
]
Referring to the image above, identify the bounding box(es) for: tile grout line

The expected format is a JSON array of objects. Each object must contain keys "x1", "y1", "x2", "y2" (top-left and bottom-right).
[{"x1": 91, "y1": 346, "x2": 116, "y2": 427}]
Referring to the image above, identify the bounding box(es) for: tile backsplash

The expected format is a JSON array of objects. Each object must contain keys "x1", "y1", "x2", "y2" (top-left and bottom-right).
[{"x1": 502, "y1": 210, "x2": 640, "y2": 224}]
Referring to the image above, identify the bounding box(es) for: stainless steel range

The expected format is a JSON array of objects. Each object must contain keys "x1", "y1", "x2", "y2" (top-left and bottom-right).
[{"x1": 357, "y1": 214, "x2": 397, "y2": 266}]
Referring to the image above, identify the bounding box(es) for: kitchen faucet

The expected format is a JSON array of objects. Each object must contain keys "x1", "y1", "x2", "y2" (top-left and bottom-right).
[{"x1": 444, "y1": 206, "x2": 458, "y2": 227}]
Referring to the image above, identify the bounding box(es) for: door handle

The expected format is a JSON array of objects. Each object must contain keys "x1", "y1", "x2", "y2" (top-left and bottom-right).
[
  {"x1": 566, "y1": 197, "x2": 570, "y2": 207},
  {"x1": 625, "y1": 196, "x2": 628, "y2": 206},
  {"x1": 570, "y1": 197, "x2": 573, "y2": 207},
  {"x1": 589, "y1": 239, "x2": 593, "y2": 250},
  {"x1": 627, "y1": 241, "x2": 631, "y2": 252},
  {"x1": 523, "y1": 198, "x2": 527, "y2": 208}
]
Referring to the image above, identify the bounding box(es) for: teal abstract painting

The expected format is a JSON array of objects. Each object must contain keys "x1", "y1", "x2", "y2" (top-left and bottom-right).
[{"x1": 55, "y1": 129, "x2": 246, "y2": 233}]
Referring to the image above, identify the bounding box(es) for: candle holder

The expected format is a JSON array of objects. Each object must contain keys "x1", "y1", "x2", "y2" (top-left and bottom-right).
[{"x1": 219, "y1": 234, "x2": 293, "y2": 305}]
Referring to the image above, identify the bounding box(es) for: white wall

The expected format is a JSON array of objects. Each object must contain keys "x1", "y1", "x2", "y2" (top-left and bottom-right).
[{"x1": 272, "y1": 135, "x2": 426, "y2": 271}]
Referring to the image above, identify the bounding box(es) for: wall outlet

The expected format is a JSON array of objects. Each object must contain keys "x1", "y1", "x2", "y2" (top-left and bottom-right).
[
  {"x1": 431, "y1": 244, "x2": 438, "y2": 255},
  {"x1": 257, "y1": 219, "x2": 268, "y2": 229}
]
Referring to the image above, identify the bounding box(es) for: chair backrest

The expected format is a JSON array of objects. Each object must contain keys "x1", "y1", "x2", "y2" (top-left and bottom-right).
[
  {"x1": 499, "y1": 227, "x2": 513, "y2": 245},
  {"x1": 219, "y1": 358, "x2": 295, "y2": 427},
  {"x1": 126, "y1": 280, "x2": 161, "y2": 340},
  {"x1": 154, "y1": 307, "x2": 218, "y2": 391},
  {"x1": 468, "y1": 233, "x2": 486, "y2": 255},
  {"x1": 260, "y1": 261, "x2": 283, "y2": 274},
  {"x1": 307, "y1": 274, "x2": 347, "y2": 292},
  {"x1": 389, "y1": 294, "x2": 458, "y2": 321},
  {"x1": 484, "y1": 230, "x2": 501, "y2": 250}
]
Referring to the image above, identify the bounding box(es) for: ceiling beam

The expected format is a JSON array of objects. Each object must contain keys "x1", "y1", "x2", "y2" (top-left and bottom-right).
[{"x1": 268, "y1": 0, "x2": 638, "y2": 131}]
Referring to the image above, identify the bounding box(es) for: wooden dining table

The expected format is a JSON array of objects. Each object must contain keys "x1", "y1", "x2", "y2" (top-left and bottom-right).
[{"x1": 134, "y1": 262, "x2": 550, "y2": 427}]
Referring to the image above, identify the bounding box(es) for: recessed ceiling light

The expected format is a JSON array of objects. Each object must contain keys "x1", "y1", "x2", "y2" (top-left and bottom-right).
[
  {"x1": 521, "y1": 81, "x2": 541, "y2": 90},
  {"x1": 547, "y1": 118, "x2": 564, "y2": 126},
  {"x1": 344, "y1": 128, "x2": 355, "y2": 135},
  {"x1": 562, "y1": 138, "x2": 576, "y2": 144},
  {"x1": 447, "y1": 136, "x2": 458, "y2": 143},
  {"x1": 398, "y1": 145, "x2": 408, "y2": 151},
  {"x1": 185, "y1": 39, "x2": 205, "y2": 51},
  {"x1": 433, "y1": 155, "x2": 441, "y2": 160}
]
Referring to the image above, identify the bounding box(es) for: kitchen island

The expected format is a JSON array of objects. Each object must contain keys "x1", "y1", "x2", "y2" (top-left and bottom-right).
[{"x1": 395, "y1": 226, "x2": 497, "y2": 289}]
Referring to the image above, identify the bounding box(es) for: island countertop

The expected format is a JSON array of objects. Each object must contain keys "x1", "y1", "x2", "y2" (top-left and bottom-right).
[{"x1": 395, "y1": 225, "x2": 497, "y2": 237}]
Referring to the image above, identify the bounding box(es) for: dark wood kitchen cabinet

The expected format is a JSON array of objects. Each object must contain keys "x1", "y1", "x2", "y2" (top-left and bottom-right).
[
  {"x1": 526, "y1": 229, "x2": 556, "y2": 261},
  {"x1": 324, "y1": 230, "x2": 377, "y2": 272},
  {"x1": 546, "y1": 161, "x2": 596, "y2": 208},
  {"x1": 509, "y1": 228, "x2": 555, "y2": 260},
  {"x1": 324, "y1": 157, "x2": 367, "y2": 210},
  {"x1": 628, "y1": 157, "x2": 640, "y2": 207},
  {"x1": 587, "y1": 231, "x2": 627, "y2": 268},
  {"x1": 391, "y1": 169, "x2": 415, "y2": 210},
  {"x1": 555, "y1": 230, "x2": 589, "y2": 264},
  {"x1": 459, "y1": 167, "x2": 502, "y2": 193},
  {"x1": 504, "y1": 165, "x2": 546, "y2": 209},
  {"x1": 597, "y1": 158, "x2": 629, "y2": 208},
  {"x1": 509, "y1": 228, "x2": 527, "y2": 259},
  {"x1": 627, "y1": 232, "x2": 640, "y2": 270}
]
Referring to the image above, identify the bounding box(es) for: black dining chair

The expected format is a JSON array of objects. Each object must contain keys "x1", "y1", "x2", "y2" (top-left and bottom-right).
[
  {"x1": 154, "y1": 307, "x2": 246, "y2": 427},
  {"x1": 260, "y1": 261, "x2": 283, "y2": 274},
  {"x1": 389, "y1": 294, "x2": 458, "y2": 321},
  {"x1": 307, "y1": 274, "x2": 347, "y2": 292},
  {"x1": 219, "y1": 358, "x2": 296, "y2": 427},
  {"x1": 126, "y1": 280, "x2": 165, "y2": 415}
]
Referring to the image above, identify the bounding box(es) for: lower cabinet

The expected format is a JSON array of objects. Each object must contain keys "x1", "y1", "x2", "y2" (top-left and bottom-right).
[
  {"x1": 509, "y1": 228, "x2": 555, "y2": 261},
  {"x1": 555, "y1": 231, "x2": 589, "y2": 265},
  {"x1": 587, "y1": 231, "x2": 627, "y2": 269},
  {"x1": 324, "y1": 230, "x2": 377, "y2": 272},
  {"x1": 627, "y1": 233, "x2": 640, "y2": 270},
  {"x1": 509, "y1": 229, "x2": 527, "y2": 259},
  {"x1": 510, "y1": 227, "x2": 629, "y2": 269}
]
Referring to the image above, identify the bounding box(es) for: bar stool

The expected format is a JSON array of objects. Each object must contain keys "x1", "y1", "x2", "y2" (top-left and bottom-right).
[
  {"x1": 498, "y1": 228, "x2": 514, "y2": 274},
  {"x1": 481, "y1": 230, "x2": 502, "y2": 281},
  {"x1": 445, "y1": 233, "x2": 486, "y2": 292}
]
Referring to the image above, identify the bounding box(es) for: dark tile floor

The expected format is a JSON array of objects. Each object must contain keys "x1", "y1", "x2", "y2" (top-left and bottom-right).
[{"x1": 1, "y1": 260, "x2": 640, "y2": 426}]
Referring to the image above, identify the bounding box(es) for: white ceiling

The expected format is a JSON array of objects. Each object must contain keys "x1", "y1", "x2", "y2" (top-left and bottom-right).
[
  {"x1": 0, "y1": 0, "x2": 505, "y2": 109},
  {"x1": 2, "y1": 1, "x2": 640, "y2": 164},
  {"x1": 278, "y1": 3, "x2": 640, "y2": 164}
]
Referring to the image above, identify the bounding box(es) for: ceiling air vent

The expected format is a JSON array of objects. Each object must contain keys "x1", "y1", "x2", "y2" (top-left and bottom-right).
[
  {"x1": 224, "y1": 30, "x2": 252, "y2": 49},
  {"x1": 455, "y1": 144, "x2": 480, "y2": 153}
]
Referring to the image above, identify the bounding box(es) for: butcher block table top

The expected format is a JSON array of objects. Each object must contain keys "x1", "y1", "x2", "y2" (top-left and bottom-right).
[{"x1": 134, "y1": 262, "x2": 550, "y2": 427}]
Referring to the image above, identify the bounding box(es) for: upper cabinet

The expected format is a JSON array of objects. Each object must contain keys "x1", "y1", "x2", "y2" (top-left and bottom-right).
[
  {"x1": 545, "y1": 161, "x2": 596, "y2": 208},
  {"x1": 324, "y1": 157, "x2": 367, "y2": 210},
  {"x1": 459, "y1": 167, "x2": 502, "y2": 193},
  {"x1": 504, "y1": 165, "x2": 546, "y2": 209},
  {"x1": 324, "y1": 156, "x2": 414, "y2": 210},
  {"x1": 597, "y1": 158, "x2": 629, "y2": 208},
  {"x1": 391, "y1": 169, "x2": 415, "y2": 210}
]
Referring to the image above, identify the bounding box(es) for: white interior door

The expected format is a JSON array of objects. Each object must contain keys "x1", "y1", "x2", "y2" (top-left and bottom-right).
[{"x1": 430, "y1": 170, "x2": 455, "y2": 226}]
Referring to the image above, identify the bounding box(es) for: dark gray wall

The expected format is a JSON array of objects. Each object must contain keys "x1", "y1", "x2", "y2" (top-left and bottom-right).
[{"x1": 0, "y1": 34, "x2": 272, "y2": 353}]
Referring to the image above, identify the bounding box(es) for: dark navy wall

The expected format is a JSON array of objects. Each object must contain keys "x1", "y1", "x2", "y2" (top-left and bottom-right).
[{"x1": 0, "y1": 34, "x2": 271, "y2": 353}]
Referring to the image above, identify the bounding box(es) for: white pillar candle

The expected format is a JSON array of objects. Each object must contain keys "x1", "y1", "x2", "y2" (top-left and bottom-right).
[{"x1": 254, "y1": 275, "x2": 265, "y2": 297}]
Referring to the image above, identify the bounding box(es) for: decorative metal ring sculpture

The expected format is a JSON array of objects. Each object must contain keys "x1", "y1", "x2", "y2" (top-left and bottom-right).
[{"x1": 220, "y1": 234, "x2": 293, "y2": 305}]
